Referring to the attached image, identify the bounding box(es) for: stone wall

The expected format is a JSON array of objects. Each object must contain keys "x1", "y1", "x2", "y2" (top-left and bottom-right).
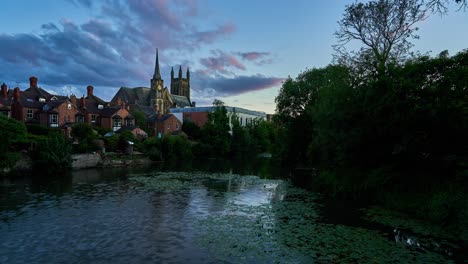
[{"x1": 71, "y1": 153, "x2": 102, "y2": 169}]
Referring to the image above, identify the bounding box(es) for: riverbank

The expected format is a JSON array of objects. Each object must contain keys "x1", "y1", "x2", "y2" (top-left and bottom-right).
[{"x1": 1, "y1": 152, "x2": 155, "y2": 175}]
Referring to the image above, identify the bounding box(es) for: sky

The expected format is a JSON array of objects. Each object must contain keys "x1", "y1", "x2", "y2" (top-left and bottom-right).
[{"x1": 0, "y1": 0, "x2": 466, "y2": 114}]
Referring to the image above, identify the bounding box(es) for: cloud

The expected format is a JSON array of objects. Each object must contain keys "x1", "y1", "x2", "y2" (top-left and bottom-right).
[
  {"x1": 0, "y1": 0, "x2": 237, "y2": 95},
  {"x1": 236, "y1": 51, "x2": 274, "y2": 65},
  {"x1": 199, "y1": 50, "x2": 245, "y2": 74},
  {"x1": 237, "y1": 51, "x2": 270, "y2": 61},
  {"x1": 0, "y1": 0, "x2": 280, "y2": 106},
  {"x1": 193, "y1": 72, "x2": 283, "y2": 97},
  {"x1": 192, "y1": 23, "x2": 236, "y2": 44}
]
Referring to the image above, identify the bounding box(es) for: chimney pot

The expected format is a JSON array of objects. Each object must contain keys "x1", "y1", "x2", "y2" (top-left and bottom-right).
[
  {"x1": 87, "y1": 86, "x2": 94, "y2": 97},
  {"x1": 29, "y1": 76, "x2": 38, "y2": 88},
  {"x1": 1, "y1": 83, "x2": 7, "y2": 99},
  {"x1": 13, "y1": 87, "x2": 20, "y2": 102}
]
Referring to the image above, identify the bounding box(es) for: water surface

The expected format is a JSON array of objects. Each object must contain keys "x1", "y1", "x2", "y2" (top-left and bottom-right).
[{"x1": 0, "y1": 162, "x2": 462, "y2": 263}]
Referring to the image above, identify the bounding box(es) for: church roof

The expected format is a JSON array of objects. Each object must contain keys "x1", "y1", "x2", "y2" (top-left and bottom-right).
[
  {"x1": 133, "y1": 105, "x2": 156, "y2": 116},
  {"x1": 171, "y1": 94, "x2": 191, "y2": 108},
  {"x1": 112, "y1": 87, "x2": 151, "y2": 106}
]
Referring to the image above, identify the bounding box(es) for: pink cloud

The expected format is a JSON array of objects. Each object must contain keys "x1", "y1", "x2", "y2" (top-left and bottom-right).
[{"x1": 200, "y1": 50, "x2": 246, "y2": 74}]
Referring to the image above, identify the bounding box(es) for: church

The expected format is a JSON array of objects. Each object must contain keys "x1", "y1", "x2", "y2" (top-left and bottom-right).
[{"x1": 111, "y1": 49, "x2": 192, "y2": 116}]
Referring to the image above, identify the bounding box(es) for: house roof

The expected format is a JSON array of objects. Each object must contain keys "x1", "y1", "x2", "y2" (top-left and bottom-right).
[
  {"x1": 147, "y1": 113, "x2": 175, "y2": 123},
  {"x1": 42, "y1": 99, "x2": 68, "y2": 112},
  {"x1": 81, "y1": 94, "x2": 107, "y2": 113}
]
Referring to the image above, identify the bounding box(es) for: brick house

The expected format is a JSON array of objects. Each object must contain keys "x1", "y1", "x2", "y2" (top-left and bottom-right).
[
  {"x1": 10, "y1": 77, "x2": 73, "y2": 126},
  {"x1": 74, "y1": 85, "x2": 134, "y2": 131},
  {"x1": 148, "y1": 113, "x2": 182, "y2": 137}
]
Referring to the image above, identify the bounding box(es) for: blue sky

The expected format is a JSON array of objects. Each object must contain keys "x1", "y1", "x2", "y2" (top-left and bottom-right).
[{"x1": 0, "y1": 0, "x2": 466, "y2": 113}]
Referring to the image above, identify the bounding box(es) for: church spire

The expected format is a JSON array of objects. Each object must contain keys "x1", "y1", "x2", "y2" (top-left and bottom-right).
[
  {"x1": 154, "y1": 48, "x2": 161, "y2": 79},
  {"x1": 178, "y1": 65, "x2": 182, "y2": 78}
]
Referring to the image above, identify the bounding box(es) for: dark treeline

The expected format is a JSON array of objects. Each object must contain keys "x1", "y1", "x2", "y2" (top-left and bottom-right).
[
  {"x1": 272, "y1": 0, "x2": 468, "y2": 240},
  {"x1": 144, "y1": 99, "x2": 277, "y2": 162},
  {"x1": 275, "y1": 51, "x2": 468, "y2": 238}
]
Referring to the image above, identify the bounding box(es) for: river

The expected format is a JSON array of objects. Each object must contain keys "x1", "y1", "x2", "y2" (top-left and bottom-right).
[{"x1": 0, "y1": 160, "x2": 464, "y2": 263}]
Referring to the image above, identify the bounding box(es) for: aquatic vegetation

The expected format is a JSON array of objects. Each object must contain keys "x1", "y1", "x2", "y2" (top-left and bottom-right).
[{"x1": 128, "y1": 171, "x2": 455, "y2": 263}]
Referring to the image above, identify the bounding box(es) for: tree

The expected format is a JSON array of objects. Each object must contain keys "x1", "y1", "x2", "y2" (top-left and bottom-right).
[
  {"x1": 425, "y1": 0, "x2": 467, "y2": 13},
  {"x1": 230, "y1": 112, "x2": 251, "y2": 157},
  {"x1": 334, "y1": 0, "x2": 426, "y2": 76},
  {"x1": 31, "y1": 133, "x2": 72, "y2": 171},
  {"x1": 131, "y1": 110, "x2": 149, "y2": 133},
  {"x1": 182, "y1": 120, "x2": 202, "y2": 140},
  {"x1": 199, "y1": 99, "x2": 231, "y2": 157},
  {"x1": 0, "y1": 115, "x2": 27, "y2": 169},
  {"x1": 71, "y1": 123, "x2": 98, "y2": 153}
]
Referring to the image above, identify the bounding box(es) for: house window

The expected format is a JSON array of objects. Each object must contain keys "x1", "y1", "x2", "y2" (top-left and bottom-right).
[
  {"x1": 113, "y1": 117, "x2": 122, "y2": 131},
  {"x1": 175, "y1": 123, "x2": 179, "y2": 129},
  {"x1": 50, "y1": 114, "x2": 58, "y2": 127},
  {"x1": 67, "y1": 103, "x2": 71, "y2": 109},
  {"x1": 77, "y1": 115, "x2": 84, "y2": 123},
  {"x1": 125, "y1": 118, "x2": 133, "y2": 126},
  {"x1": 91, "y1": 114, "x2": 96, "y2": 123},
  {"x1": 27, "y1": 109, "x2": 33, "y2": 119}
]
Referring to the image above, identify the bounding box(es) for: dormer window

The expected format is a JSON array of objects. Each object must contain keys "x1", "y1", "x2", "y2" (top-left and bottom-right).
[
  {"x1": 98, "y1": 104, "x2": 104, "y2": 109},
  {"x1": 39, "y1": 98, "x2": 46, "y2": 102}
]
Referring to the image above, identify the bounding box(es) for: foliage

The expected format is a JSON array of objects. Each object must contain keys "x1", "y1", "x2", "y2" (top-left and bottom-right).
[
  {"x1": 30, "y1": 133, "x2": 72, "y2": 171},
  {"x1": 182, "y1": 120, "x2": 202, "y2": 140},
  {"x1": 198, "y1": 100, "x2": 231, "y2": 157},
  {"x1": 71, "y1": 123, "x2": 99, "y2": 153},
  {"x1": 104, "y1": 134, "x2": 119, "y2": 152},
  {"x1": 131, "y1": 110, "x2": 149, "y2": 133},
  {"x1": 0, "y1": 115, "x2": 27, "y2": 169},
  {"x1": 275, "y1": 49, "x2": 468, "y2": 231},
  {"x1": 116, "y1": 130, "x2": 136, "y2": 154},
  {"x1": 142, "y1": 137, "x2": 163, "y2": 161},
  {"x1": 161, "y1": 135, "x2": 192, "y2": 161}
]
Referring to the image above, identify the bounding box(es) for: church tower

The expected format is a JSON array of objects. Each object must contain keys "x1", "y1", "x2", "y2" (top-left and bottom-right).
[
  {"x1": 150, "y1": 48, "x2": 165, "y2": 112},
  {"x1": 170, "y1": 65, "x2": 190, "y2": 100}
]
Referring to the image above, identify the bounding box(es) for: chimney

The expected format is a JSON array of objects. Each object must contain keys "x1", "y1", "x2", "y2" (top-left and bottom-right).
[
  {"x1": 1, "y1": 83, "x2": 7, "y2": 99},
  {"x1": 70, "y1": 94, "x2": 77, "y2": 107},
  {"x1": 29, "y1": 76, "x2": 38, "y2": 88},
  {"x1": 192, "y1": 101, "x2": 196, "y2": 107},
  {"x1": 80, "y1": 96, "x2": 86, "y2": 108},
  {"x1": 13, "y1": 87, "x2": 20, "y2": 102},
  {"x1": 87, "y1": 86, "x2": 94, "y2": 97}
]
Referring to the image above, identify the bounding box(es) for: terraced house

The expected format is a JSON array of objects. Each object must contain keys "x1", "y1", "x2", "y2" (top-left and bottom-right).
[{"x1": 2, "y1": 76, "x2": 135, "y2": 135}]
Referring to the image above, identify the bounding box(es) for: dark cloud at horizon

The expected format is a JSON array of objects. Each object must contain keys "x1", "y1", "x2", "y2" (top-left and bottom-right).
[
  {"x1": 0, "y1": 0, "x2": 281, "y2": 101},
  {"x1": 192, "y1": 71, "x2": 283, "y2": 97}
]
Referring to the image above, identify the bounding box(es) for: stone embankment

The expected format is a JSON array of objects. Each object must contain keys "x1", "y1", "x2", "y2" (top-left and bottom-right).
[{"x1": 2, "y1": 153, "x2": 153, "y2": 174}]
